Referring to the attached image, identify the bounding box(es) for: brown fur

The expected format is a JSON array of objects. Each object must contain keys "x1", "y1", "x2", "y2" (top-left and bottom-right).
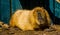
[{"x1": 10, "y1": 7, "x2": 51, "y2": 31}]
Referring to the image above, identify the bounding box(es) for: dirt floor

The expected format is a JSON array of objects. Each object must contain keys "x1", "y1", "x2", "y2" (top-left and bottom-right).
[{"x1": 0, "y1": 22, "x2": 60, "y2": 35}]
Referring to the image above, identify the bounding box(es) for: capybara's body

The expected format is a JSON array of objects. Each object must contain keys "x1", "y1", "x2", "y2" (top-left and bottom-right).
[{"x1": 10, "y1": 7, "x2": 51, "y2": 31}]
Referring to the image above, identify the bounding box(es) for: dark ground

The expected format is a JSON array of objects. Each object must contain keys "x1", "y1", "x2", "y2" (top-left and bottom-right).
[{"x1": 0, "y1": 22, "x2": 60, "y2": 35}]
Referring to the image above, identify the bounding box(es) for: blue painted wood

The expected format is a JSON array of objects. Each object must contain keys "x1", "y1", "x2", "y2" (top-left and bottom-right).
[
  {"x1": 11, "y1": 0, "x2": 22, "y2": 14},
  {"x1": 0, "y1": 0, "x2": 10, "y2": 23},
  {"x1": 0, "y1": 0, "x2": 22, "y2": 23},
  {"x1": 49, "y1": 0, "x2": 60, "y2": 18}
]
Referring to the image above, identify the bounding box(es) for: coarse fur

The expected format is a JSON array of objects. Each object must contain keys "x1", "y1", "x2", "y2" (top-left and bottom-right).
[{"x1": 10, "y1": 7, "x2": 51, "y2": 31}]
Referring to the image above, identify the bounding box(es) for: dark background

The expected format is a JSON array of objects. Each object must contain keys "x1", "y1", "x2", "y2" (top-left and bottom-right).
[{"x1": 20, "y1": 0, "x2": 60, "y2": 24}]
